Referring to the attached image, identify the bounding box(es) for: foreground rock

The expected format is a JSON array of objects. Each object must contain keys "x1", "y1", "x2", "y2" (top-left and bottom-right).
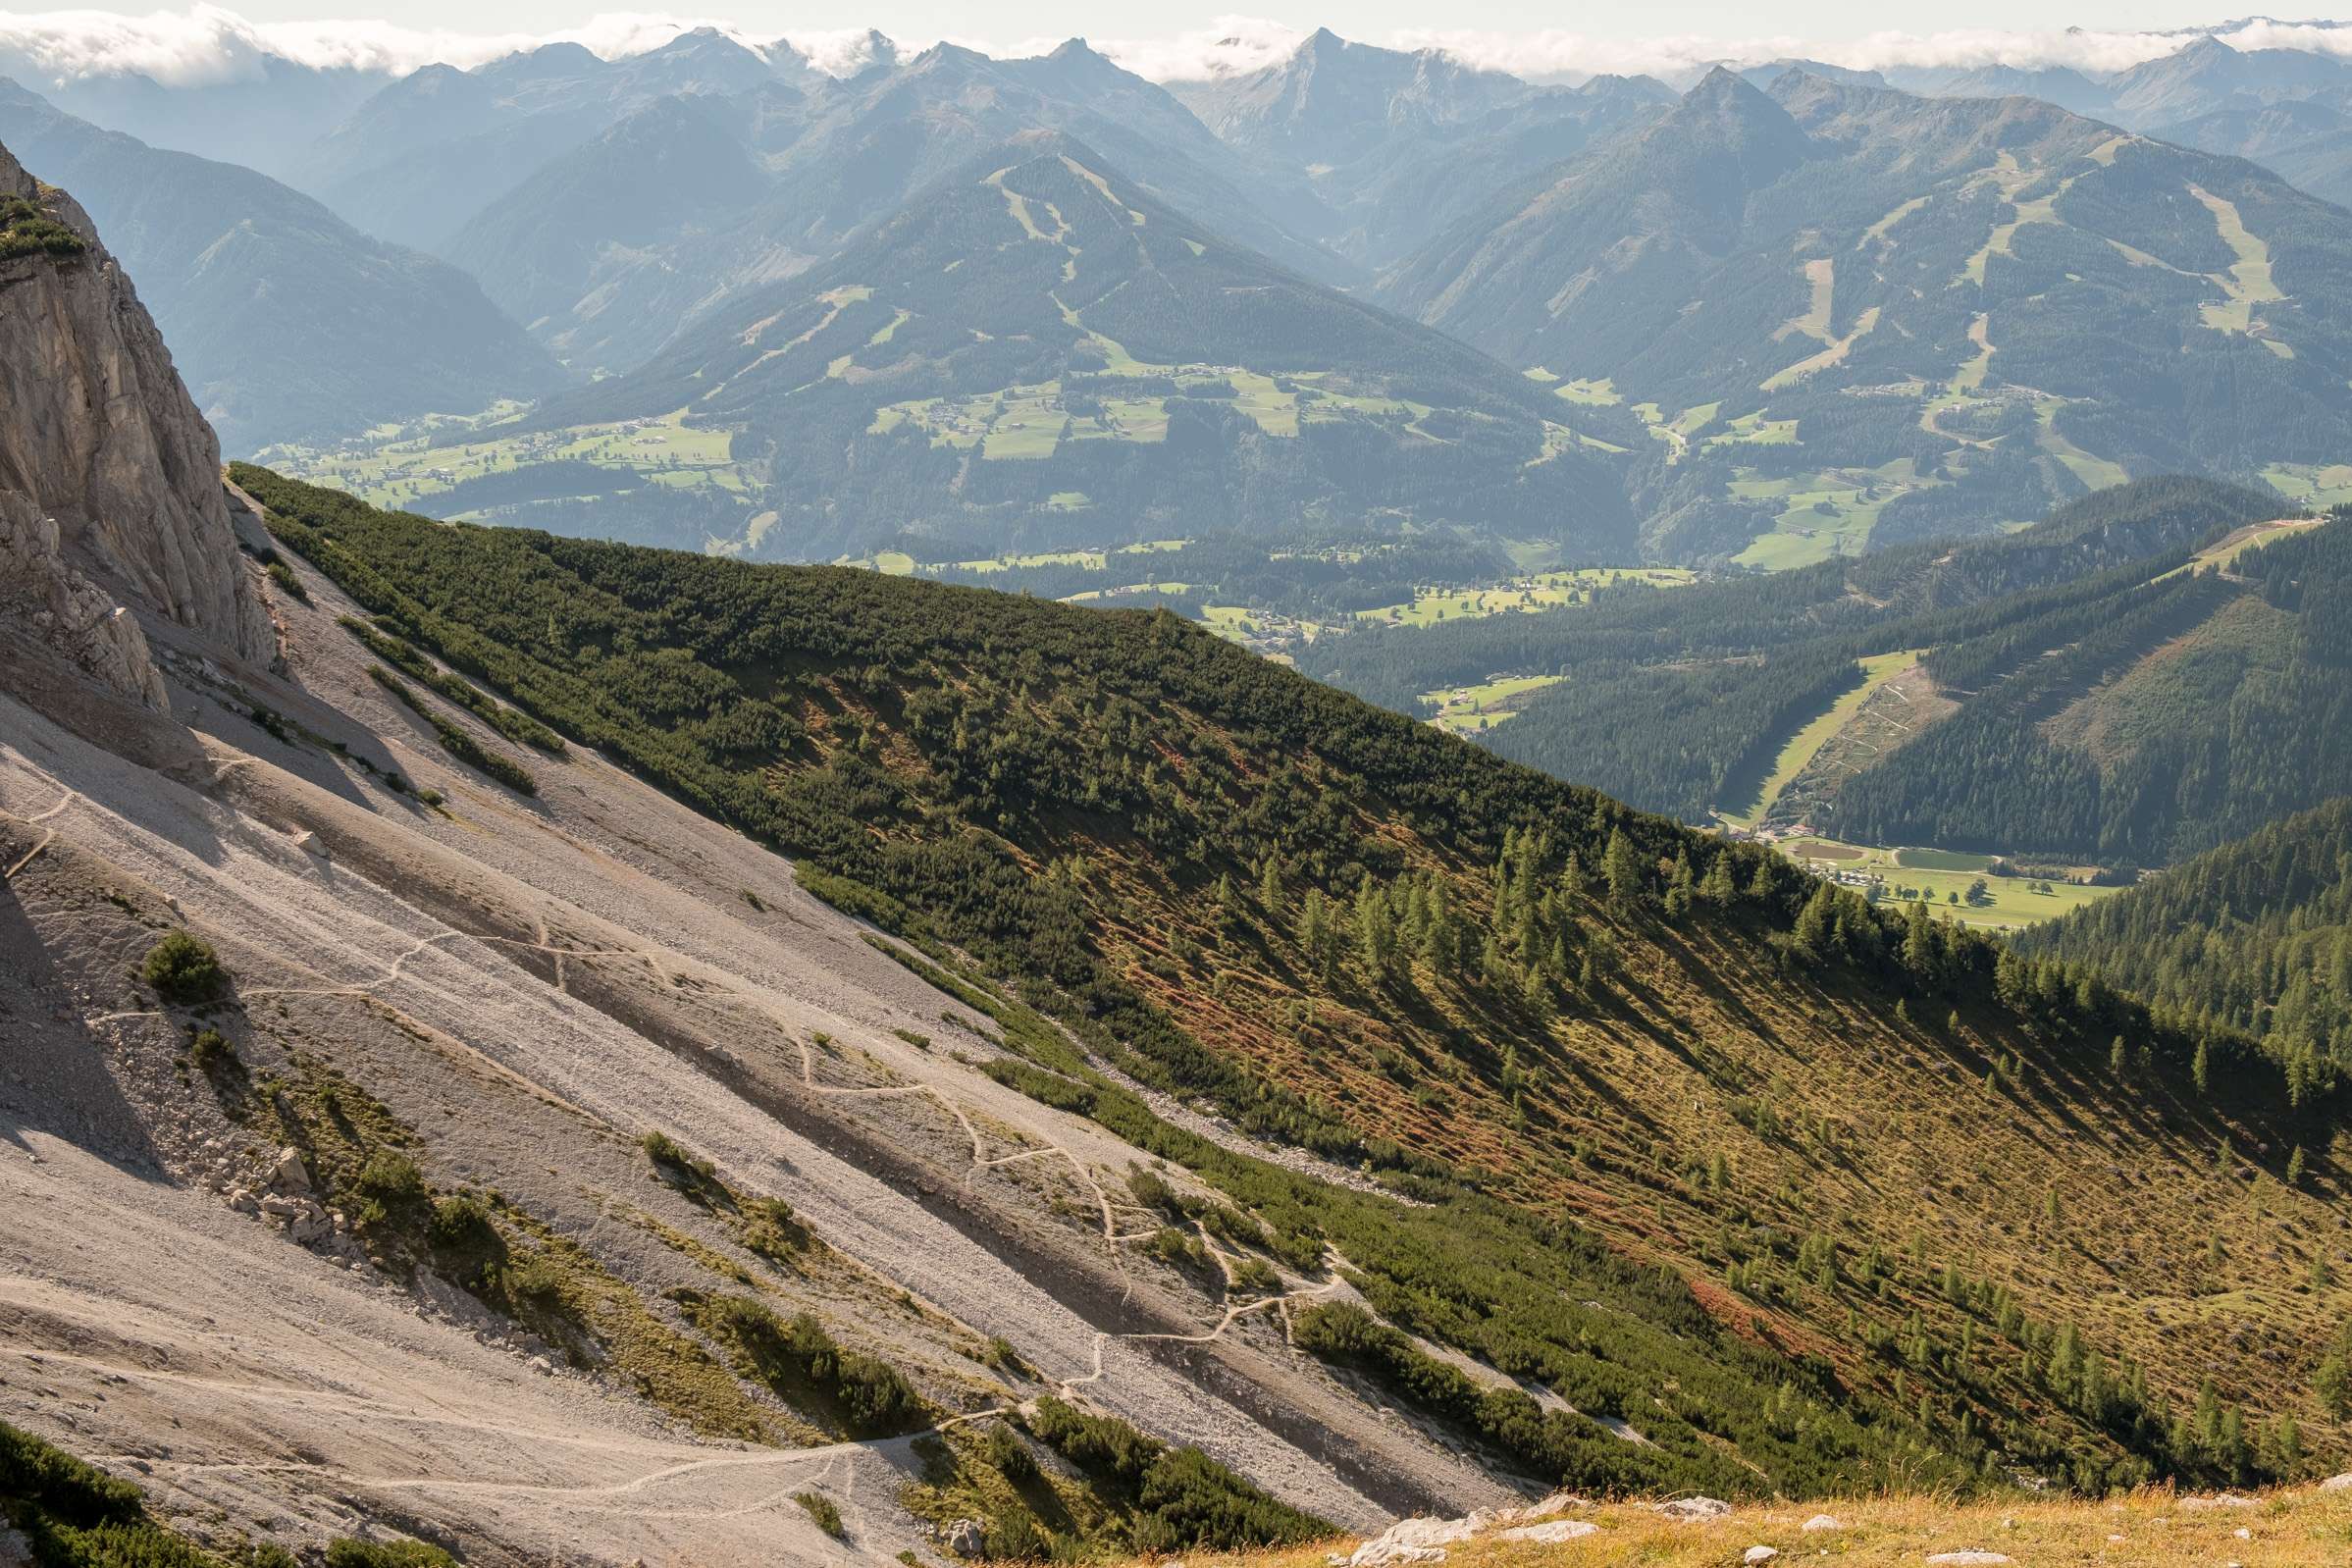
[
  {"x1": 1344, "y1": 1514, "x2": 1485, "y2": 1565},
  {"x1": 1341, "y1": 1493, "x2": 1611, "y2": 1564},
  {"x1": 1651, "y1": 1496, "x2": 1733, "y2": 1522},
  {"x1": 1496, "y1": 1521, "x2": 1596, "y2": 1543}
]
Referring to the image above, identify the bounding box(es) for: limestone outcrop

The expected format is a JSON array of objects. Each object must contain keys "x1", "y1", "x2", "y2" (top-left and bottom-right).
[{"x1": 0, "y1": 138, "x2": 272, "y2": 706}]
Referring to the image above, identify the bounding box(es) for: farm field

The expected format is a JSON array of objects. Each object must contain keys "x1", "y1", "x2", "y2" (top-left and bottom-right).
[
  {"x1": 1062, "y1": 581, "x2": 1196, "y2": 602},
  {"x1": 2261, "y1": 461, "x2": 2352, "y2": 510},
  {"x1": 1353, "y1": 567, "x2": 1695, "y2": 627},
  {"x1": 865, "y1": 332, "x2": 1433, "y2": 458},
  {"x1": 1549, "y1": 376, "x2": 1621, "y2": 405},
  {"x1": 850, "y1": 540, "x2": 1189, "y2": 576},
  {"x1": 267, "y1": 405, "x2": 749, "y2": 509},
  {"x1": 1704, "y1": 410, "x2": 1801, "y2": 447},
  {"x1": 1769, "y1": 835, "x2": 2124, "y2": 929},
  {"x1": 1716, "y1": 650, "x2": 1924, "y2": 828},
  {"x1": 2154, "y1": 514, "x2": 2323, "y2": 580},
  {"x1": 960, "y1": 540, "x2": 1187, "y2": 574},
  {"x1": 2035, "y1": 401, "x2": 2129, "y2": 491},
  {"x1": 1197, "y1": 602, "x2": 1322, "y2": 655},
  {"x1": 1422, "y1": 673, "x2": 1566, "y2": 735},
  {"x1": 1729, "y1": 459, "x2": 1929, "y2": 569}
]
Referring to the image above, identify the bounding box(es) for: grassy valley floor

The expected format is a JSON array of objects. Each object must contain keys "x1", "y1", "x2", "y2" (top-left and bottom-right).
[
  {"x1": 1766, "y1": 838, "x2": 2123, "y2": 930},
  {"x1": 1168, "y1": 1483, "x2": 2352, "y2": 1568}
]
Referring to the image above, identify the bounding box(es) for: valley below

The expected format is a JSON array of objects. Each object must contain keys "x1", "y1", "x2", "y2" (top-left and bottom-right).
[{"x1": 9, "y1": 13, "x2": 2352, "y2": 1566}]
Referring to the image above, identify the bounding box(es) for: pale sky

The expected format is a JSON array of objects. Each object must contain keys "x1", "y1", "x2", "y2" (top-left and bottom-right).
[
  {"x1": 208, "y1": 2, "x2": 2237, "y2": 35},
  {"x1": 0, "y1": 4, "x2": 2330, "y2": 87}
]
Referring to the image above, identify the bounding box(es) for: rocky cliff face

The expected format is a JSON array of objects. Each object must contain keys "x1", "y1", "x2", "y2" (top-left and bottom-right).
[{"x1": 0, "y1": 137, "x2": 273, "y2": 706}]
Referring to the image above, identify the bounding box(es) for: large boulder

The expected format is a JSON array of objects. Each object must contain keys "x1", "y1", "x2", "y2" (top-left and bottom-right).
[
  {"x1": 1651, "y1": 1496, "x2": 1733, "y2": 1522},
  {"x1": 1346, "y1": 1514, "x2": 1486, "y2": 1566},
  {"x1": 268, "y1": 1146, "x2": 312, "y2": 1194}
]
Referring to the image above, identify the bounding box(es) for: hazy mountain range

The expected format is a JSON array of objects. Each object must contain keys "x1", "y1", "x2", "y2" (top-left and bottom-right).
[
  {"x1": 489, "y1": 132, "x2": 1632, "y2": 556},
  {"x1": 0, "y1": 78, "x2": 561, "y2": 451},
  {"x1": 11, "y1": 19, "x2": 2352, "y2": 557}
]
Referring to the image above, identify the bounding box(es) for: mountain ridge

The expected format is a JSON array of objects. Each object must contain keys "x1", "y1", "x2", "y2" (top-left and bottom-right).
[
  {"x1": 0, "y1": 84, "x2": 566, "y2": 453},
  {"x1": 435, "y1": 132, "x2": 1635, "y2": 557},
  {"x1": 1376, "y1": 70, "x2": 2352, "y2": 561}
]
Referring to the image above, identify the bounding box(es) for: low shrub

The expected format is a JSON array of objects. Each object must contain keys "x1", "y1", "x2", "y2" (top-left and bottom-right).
[
  {"x1": 1227, "y1": 1257, "x2": 1281, "y2": 1296},
  {"x1": 142, "y1": 932, "x2": 225, "y2": 1004},
  {"x1": 428, "y1": 1193, "x2": 499, "y2": 1255},
  {"x1": 367, "y1": 666, "x2": 538, "y2": 795},
  {"x1": 351, "y1": 1151, "x2": 428, "y2": 1229},
  {"x1": 0, "y1": 194, "x2": 85, "y2": 260},
  {"x1": 188, "y1": 1027, "x2": 235, "y2": 1069},
  {"x1": 1022, "y1": 1395, "x2": 1326, "y2": 1551},
  {"x1": 689, "y1": 1296, "x2": 930, "y2": 1437},
  {"x1": 324, "y1": 1538, "x2": 457, "y2": 1568},
  {"x1": 738, "y1": 1195, "x2": 807, "y2": 1260},
  {"x1": 982, "y1": 1335, "x2": 1028, "y2": 1378},
  {"x1": 794, "y1": 1491, "x2": 845, "y2": 1538},
  {"x1": 982, "y1": 1420, "x2": 1036, "y2": 1484},
  {"x1": 0, "y1": 1416, "x2": 234, "y2": 1564},
  {"x1": 267, "y1": 559, "x2": 309, "y2": 603}
]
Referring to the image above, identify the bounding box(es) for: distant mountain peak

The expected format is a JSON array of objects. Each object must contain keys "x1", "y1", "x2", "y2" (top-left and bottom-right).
[
  {"x1": 485, "y1": 39, "x2": 600, "y2": 79},
  {"x1": 651, "y1": 26, "x2": 757, "y2": 58},
  {"x1": 1688, "y1": 63, "x2": 1750, "y2": 97},
  {"x1": 393, "y1": 61, "x2": 470, "y2": 94},
  {"x1": 2177, "y1": 33, "x2": 2242, "y2": 62},
  {"x1": 1033, "y1": 37, "x2": 1126, "y2": 82},
  {"x1": 857, "y1": 29, "x2": 902, "y2": 69},
  {"x1": 911, "y1": 40, "x2": 994, "y2": 73},
  {"x1": 1674, "y1": 63, "x2": 1799, "y2": 132}
]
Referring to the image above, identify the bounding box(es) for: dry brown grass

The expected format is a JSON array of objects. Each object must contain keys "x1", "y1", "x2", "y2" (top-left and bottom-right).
[{"x1": 1158, "y1": 1485, "x2": 2352, "y2": 1568}]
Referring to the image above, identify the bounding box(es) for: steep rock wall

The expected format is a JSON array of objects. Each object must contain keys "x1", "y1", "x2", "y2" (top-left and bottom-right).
[{"x1": 0, "y1": 138, "x2": 273, "y2": 705}]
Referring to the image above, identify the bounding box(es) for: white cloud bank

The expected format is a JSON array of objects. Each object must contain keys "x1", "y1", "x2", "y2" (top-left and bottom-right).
[
  {"x1": 0, "y1": 6, "x2": 753, "y2": 84},
  {"x1": 5, "y1": 4, "x2": 2352, "y2": 88}
]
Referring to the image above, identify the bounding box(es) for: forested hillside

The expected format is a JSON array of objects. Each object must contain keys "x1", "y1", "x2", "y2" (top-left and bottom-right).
[
  {"x1": 1300, "y1": 478, "x2": 2295, "y2": 832},
  {"x1": 1823, "y1": 513, "x2": 2352, "y2": 862},
  {"x1": 2021, "y1": 798, "x2": 2352, "y2": 1093},
  {"x1": 235, "y1": 463, "x2": 2352, "y2": 1500}
]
